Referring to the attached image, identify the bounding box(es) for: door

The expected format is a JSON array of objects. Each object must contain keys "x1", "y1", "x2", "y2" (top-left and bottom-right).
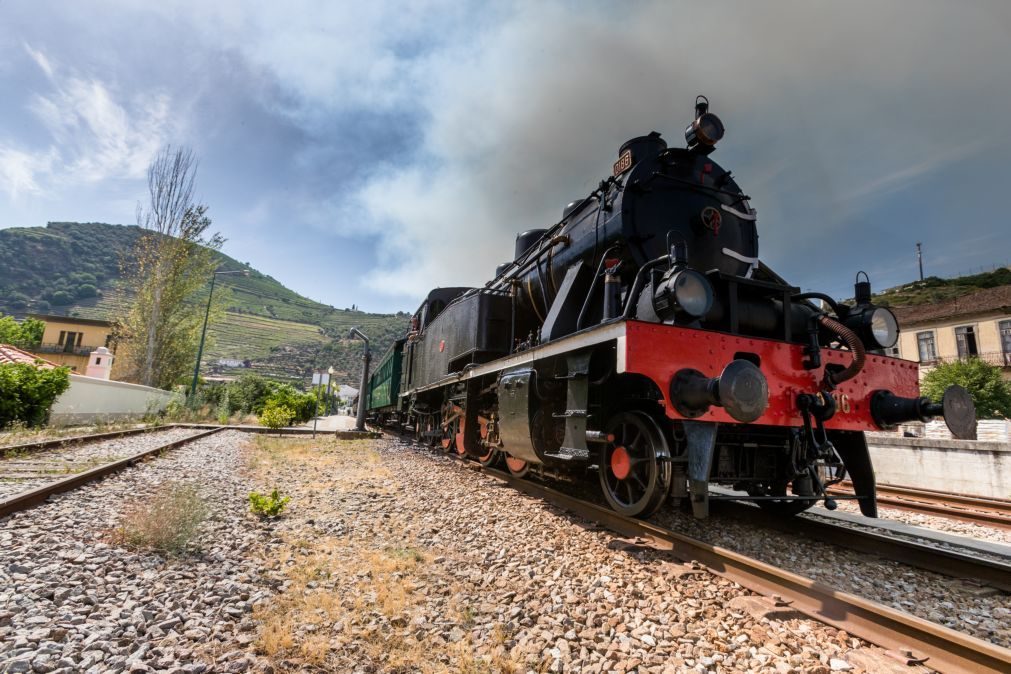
[{"x1": 63, "y1": 331, "x2": 78, "y2": 353}]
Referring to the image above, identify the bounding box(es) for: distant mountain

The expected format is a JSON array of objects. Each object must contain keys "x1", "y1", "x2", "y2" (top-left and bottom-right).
[{"x1": 0, "y1": 222, "x2": 409, "y2": 385}]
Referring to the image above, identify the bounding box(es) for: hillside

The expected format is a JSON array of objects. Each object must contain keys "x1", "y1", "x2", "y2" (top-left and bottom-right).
[
  {"x1": 872, "y1": 267, "x2": 1011, "y2": 307},
  {"x1": 0, "y1": 222, "x2": 409, "y2": 385}
]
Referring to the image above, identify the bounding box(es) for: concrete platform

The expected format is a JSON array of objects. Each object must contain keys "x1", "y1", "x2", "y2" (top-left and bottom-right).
[
  {"x1": 294, "y1": 415, "x2": 359, "y2": 432},
  {"x1": 866, "y1": 434, "x2": 1011, "y2": 499}
]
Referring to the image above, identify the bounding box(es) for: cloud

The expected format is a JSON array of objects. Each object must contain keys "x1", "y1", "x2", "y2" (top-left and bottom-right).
[
  {"x1": 0, "y1": 43, "x2": 177, "y2": 200},
  {"x1": 337, "y1": 1, "x2": 1011, "y2": 298},
  {"x1": 0, "y1": 147, "x2": 56, "y2": 199},
  {"x1": 23, "y1": 43, "x2": 54, "y2": 79}
]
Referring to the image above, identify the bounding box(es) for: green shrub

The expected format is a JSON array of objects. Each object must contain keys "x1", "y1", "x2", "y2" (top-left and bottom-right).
[
  {"x1": 0, "y1": 363, "x2": 71, "y2": 428},
  {"x1": 265, "y1": 384, "x2": 316, "y2": 424},
  {"x1": 249, "y1": 488, "x2": 290, "y2": 517},
  {"x1": 260, "y1": 402, "x2": 294, "y2": 431},
  {"x1": 216, "y1": 388, "x2": 231, "y2": 425},
  {"x1": 923, "y1": 358, "x2": 1011, "y2": 419}
]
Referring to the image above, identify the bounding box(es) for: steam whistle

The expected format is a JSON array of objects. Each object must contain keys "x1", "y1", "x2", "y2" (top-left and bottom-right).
[
  {"x1": 670, "y1": 360, "x2": 769, "y2": 423},
  {"x1": 870, "y1": 385, "x2": 977, "y2": 440}
]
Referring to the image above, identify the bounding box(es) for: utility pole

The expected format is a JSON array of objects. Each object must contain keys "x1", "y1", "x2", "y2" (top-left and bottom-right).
[
  {"x1": 916, "y1": 242, "x2": 924, "y2": 282},
  {"x1": 190, "y1": 268, "x2": 247, "y2": 401}
]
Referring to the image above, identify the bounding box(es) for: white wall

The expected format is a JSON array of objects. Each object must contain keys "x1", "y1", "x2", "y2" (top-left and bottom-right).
[
  {"x1": 49, "y1": 374, "x2": 179, "y2": 426},
  {"x1": 867, "y1": 434, "x2": 1011, "y2": 499}
]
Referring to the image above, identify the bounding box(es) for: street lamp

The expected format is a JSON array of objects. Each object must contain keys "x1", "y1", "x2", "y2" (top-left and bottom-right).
[
  {"x1": 326, "y1": 365, "x2": 335, "y2": 415},
  {"x1": 348, "y1": 327, "x2": 370, "y2": 431},
  {"x1": 189, "y1": 268, "x2": 248, "y2": 400}
]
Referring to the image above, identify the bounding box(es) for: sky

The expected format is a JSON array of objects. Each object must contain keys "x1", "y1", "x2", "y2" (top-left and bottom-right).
[{"x1": 1, "y1": 1, "x2": 1010, "y2": 313}]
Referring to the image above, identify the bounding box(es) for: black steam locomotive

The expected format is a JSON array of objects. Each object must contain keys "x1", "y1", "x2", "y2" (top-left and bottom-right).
[{"x1": 366, "y1": 96, "x2": 975, "y2": 519}]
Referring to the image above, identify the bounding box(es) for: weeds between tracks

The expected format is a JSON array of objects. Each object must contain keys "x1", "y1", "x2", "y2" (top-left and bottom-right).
[{"x1": 244, "y1": 435, "x2": 520, "y2": 673}]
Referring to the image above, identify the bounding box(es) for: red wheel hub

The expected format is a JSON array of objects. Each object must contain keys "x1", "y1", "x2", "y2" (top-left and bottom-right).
[{"x1": 610, "y1": 445, "x2": 631, "y2": 480}]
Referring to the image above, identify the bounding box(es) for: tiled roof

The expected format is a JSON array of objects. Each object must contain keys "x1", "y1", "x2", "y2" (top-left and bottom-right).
[
  {"x1": 0, "y1": 344, "x2": 58, "y2": 369},
  {"x1": 890, "y1": 285, "x2": 1011, "y2": 326}
]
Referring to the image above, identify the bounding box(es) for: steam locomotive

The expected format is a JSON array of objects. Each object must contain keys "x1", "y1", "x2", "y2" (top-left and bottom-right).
[{"x1": 365, "y1": 96, "x2": 975, "y2": 519}]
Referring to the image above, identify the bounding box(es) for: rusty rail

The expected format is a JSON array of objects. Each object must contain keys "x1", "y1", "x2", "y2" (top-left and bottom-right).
[
  {"x1": 0, "y1": 427, "x2": 223, "y2": 519},
  {"x1": 484, "y1": 468, "x2": 1011, "y2": 674},
  {"x1": 0, "y1": 424, "x2": 170, "y2": 457}
]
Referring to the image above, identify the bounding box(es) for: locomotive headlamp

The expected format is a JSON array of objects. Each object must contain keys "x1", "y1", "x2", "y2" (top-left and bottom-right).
[
  {"x1": 655, "y1": 268, "x2": 714, "y2": 318},
  {"x1": 843, "y1": 305, "x2": 899, "y2": 349},
  {"x1": 685, "y1": 96, "x2": 724, "y2": 152},
  {"x1": 869, "y1": 307, "x2": 899, "y2": 348},
  {"x1": 841, "y1": 271, "x2": 897, "y2": 349}
]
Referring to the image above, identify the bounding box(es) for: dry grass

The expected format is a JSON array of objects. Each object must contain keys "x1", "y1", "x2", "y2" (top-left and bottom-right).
[
  {"x1": 114, "y1": 481, "x2": 208, "y2": 554},
  {"x1": 245, "y1": 434, "x2": 523, "y2": 673}
]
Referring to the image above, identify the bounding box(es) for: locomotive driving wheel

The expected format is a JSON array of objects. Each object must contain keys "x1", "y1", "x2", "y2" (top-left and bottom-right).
[
  {"x1": 440, "y1": 417, "x2": 457, "y2": 453},
  {"x1": 599, "y1": 411, "x2": 672, "y2": 518}
]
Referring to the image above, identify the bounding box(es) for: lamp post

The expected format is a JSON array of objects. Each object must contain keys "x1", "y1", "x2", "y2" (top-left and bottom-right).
[
  {"x1": 326, "y1": 365, "x2": 335, "y2": 415},
  {"x1": 190, "y1": 268, "x2": 247, "y2": 401},
  {"x1": 348, "y1": 327, "x2": 370, "y2": 431}
]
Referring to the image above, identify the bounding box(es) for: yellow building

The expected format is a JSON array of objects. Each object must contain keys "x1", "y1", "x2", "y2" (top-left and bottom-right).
[
  {"x1": 892, "y1": 286, "x2": 1011, "y2": 379},
  {"x1": 28, "y1": 314, "x2": 117, "y2": 375}
]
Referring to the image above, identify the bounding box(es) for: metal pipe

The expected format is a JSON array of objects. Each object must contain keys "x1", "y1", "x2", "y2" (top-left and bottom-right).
[
  {"x1": 348, "y1": 327, "x2": 371, "y2": 431},
  {"x1": 622, "y1": 255, "x2": 670, "y2": 319}
]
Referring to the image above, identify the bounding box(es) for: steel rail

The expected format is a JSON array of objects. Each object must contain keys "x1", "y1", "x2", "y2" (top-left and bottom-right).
[
  {"x1": 483, "y1": 467, "x2": 1011, "y2": 674},
  {"x1": 0, "y1": 427, "x2": 224, "y2": 519},
  {"x1": 829, "y1": 482, "x2": 1011, "y2": 530},
  {"x1": 715, "y1": 501, "x2": 1011, "y2": 593},
  {"x1": 0, "y1": 424, "x2": 171, "y2": 457}
]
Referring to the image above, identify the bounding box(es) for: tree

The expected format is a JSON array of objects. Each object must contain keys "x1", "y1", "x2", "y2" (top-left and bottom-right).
[
  {"x1": 116, "y1": 146, "x2": 224, "y2": 389},
  {"x1": 922, "y1": 358, "x2": 1011, "y2": 420},
  {"x1": 0, "y1": 315, "x2": 44, "y2": 349}
]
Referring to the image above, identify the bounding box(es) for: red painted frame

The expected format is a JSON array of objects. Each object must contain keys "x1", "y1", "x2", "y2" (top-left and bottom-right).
[{"x1": 622, "y1": 321, "x2": 921, "y2": 431}]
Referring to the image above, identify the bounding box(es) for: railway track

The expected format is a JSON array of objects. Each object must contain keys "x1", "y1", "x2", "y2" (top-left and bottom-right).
[
  {"x1": 715, "y1": 498, "x2": 1011, "y2": 594},
  {"x1": 0, "y1": 426, "x2": 224, "y2": 519},
  {"x1": 829, "y1": 481, "x2": 1011, "y2": 530},
  {"x1": 479, "y1": 466, "x2": 1011, "y2": 674},
  {"x1": 383, "y1": 426, "x2": 1010, "y2": 673}
]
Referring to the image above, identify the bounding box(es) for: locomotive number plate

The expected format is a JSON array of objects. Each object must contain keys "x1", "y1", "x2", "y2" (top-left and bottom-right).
[{"x1": 613, "y1": 149, "x2": 633, "y2": 176}]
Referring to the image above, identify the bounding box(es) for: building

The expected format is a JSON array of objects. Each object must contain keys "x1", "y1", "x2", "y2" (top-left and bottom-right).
[
  {"x1": 892, "y1": 285, "x2": 1011, "y2": 379},
  {"x1": 27, "y1": 314, "x2": 117, "y2": 375}
]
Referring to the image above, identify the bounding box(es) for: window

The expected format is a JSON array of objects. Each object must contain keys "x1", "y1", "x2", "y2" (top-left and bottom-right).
[
  {"x1": 954, "y1": 325, "x2": 978, "y2": 358},
  {"x1": 58, "y1": 330, "x2": 66, "y2": 346},
  {"x1": 1000, "y1": 319, "x2": 1011, "y2": 366},
  {"x1": 916, "y1": 331, "x2": 936, "y2": 363}
]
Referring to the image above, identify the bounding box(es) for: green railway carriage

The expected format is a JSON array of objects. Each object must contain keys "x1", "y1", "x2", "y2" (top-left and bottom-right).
[{"x1": 366, "y1": 338, "x2": 405, "y2": 417}]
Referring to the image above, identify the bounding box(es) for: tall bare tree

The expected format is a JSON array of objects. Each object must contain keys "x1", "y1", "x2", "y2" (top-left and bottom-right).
[{"x1": 117, "y1": 146, "x2": 224, "y2": 389}]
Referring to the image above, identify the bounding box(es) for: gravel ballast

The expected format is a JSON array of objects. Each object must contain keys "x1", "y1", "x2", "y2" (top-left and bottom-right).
[
  {"x1": 0, "y1": 430, "x2": 269, "y2": 674},
  {"x1": 3, "y1": 428, "x2": 990, "y2": 673},
  {"x1": 246, "y1": 435, "x2": 924, "y2": 673}
]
